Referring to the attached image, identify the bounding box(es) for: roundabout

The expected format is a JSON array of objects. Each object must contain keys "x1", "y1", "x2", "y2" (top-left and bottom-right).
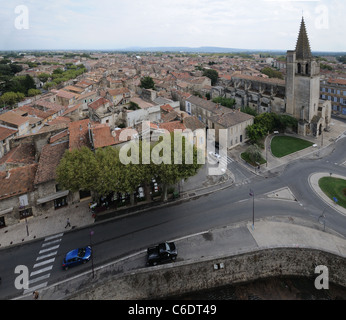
[{"x1": 309, "y1": 172, "x2": 346, "y2": 217}]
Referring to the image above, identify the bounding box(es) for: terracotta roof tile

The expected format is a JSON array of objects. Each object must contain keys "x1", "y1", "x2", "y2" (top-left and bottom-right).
[
  {"x1": 0, "y1": 126, "x2": 18, "y2": 141},
  {"x1": 0, "y1": 164, "x2": 38, "y2": 200},
  {"x1": 0, "y1": 143, "x2": 36, "y2": 167},
  {"x1": 34, "y1": 141, "x2": 68, "y2": 185},
  {"x1": 68, "y1": 119, "x2": 91, "y2": 150}
]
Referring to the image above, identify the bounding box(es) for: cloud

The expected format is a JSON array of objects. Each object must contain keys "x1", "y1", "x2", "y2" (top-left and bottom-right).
[{"x1": 0, "y1": 0, "x2": 344, "y2": 51}]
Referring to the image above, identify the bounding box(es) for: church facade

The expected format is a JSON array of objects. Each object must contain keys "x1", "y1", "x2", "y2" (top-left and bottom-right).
[{"x1": 224, "y1": 18, "x2": 331, "y2": 137}]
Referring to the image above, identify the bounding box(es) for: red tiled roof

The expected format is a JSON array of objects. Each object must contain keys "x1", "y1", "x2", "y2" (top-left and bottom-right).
[
  {"x1": 68, "y1": 119, "x2": 91, "y2": 150},
  {"x1": 0, "y1": 143, "x2": 36, "y2": 166},
  {"x1": 91, "y1": 124, "x2": 131, "y2": 149},
  {"x1": 0, "y1": 111, "x2": 28, "y2": 127},
  {"x1": 0, "y1": 126, "x2": 18, "y2": 141},
  {"x1": 88, "y1": 97, "x2": 111, "y2": 110},
  {"x1": 158, "y1": 121, "x2": 186, "y2": 133},
  {"x1": 0, "y1": 164, "x2": 38, "y2": 200},
  {"x1": 107, "y1": 87, "x2": 130, "y2": 96},
  {"x1": 327, "y1": 78, "x2": 346, "y2": 86},
  {"x1": 17, "y1": 105, "x2": 56, "y2": 119},
  {"x1": 160, "y1": 104, "x2": 174, "y2": 113},
  {"x1": 34, "y1": 141, "x2": 68, "y2": 185}
]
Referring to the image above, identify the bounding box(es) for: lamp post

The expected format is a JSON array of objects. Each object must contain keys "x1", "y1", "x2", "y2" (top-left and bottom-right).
[
  {"x1": 89, "y1": 230, "x2": 95, "y2": 278},
  {"x1": 249, "y1": 189, "x2": 255, "y2": 230}
]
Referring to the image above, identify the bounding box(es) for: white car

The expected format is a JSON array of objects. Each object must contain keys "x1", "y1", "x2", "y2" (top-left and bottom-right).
[{"x1": 208, "y1": 151, "x2": 221, "y2": 163}]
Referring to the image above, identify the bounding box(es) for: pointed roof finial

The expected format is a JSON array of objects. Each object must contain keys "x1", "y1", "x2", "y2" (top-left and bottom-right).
[{"x1": 296, "y1": 16, "x2": 312, "y2": 60}]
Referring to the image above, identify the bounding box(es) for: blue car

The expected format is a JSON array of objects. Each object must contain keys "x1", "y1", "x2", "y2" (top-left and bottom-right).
[{"x1": 62, "y1": 246, "x2": 92, "y2": 270}]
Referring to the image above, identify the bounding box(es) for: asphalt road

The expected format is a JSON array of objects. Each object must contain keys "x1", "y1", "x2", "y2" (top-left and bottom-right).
[{"x1": 1, "y1": 137, "x2": 345, "y2": 300}]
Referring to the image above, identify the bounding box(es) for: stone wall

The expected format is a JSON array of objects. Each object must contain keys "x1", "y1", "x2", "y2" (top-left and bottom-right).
[{"x1": 69, "y1": 247, "x2": 346, "y2": 300}]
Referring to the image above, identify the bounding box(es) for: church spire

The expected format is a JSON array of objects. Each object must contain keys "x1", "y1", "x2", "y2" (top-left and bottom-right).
[{"x1": 295, "y1": 17, "x2": 312, "y2": 60}]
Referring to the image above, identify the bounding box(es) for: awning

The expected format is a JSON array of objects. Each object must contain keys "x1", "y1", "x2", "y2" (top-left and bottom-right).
[
  {"x1": 0, "y1": 207, "x2": 14, "y2": 216},
  {"x1": 37, "y1": 190, "x2": 69, "y2": 205}
]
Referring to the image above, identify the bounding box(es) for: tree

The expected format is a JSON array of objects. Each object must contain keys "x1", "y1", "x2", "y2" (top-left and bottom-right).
[
  {"x1": 140, "y1": 76, "x2": 155, "y2": 89},
  {"x1": 261, "y1": 67, "x2": 283, "y2": 80},
  {"x1": 38, "y1": 73, "x2": 50, "y2": 83},
  {"x1": 151, "y1": 132, "x2": 202, "y2": 202},
  {"x1": 212, "y1": 96, "x2": 236, "y2": 109},
  {"x1": 56, "y1": 147, "x2": 99, "y2": 193},
  {"x1": 246, "y1": 144, "x2": 262, "y2": 164},
  {"x1": 27, "y1": 88, "x2": 41, "y2": 97},
  {"x1": 246, "y1": 123, "x2": 267, "y2": 143},
  {"x1": 203, "y1": 69, "x2": 219, "y2": 85},
  {"x1": 254, "y1": 112, "x2": 280, "y2": 133},
  {"x1": 0, "y1": 91, "x2": 25, "y2": 107}
]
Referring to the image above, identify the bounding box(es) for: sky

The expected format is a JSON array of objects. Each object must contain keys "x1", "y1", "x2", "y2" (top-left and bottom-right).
[{"x1": 0, "y1": 0, "x2": 345, "y2": 52}]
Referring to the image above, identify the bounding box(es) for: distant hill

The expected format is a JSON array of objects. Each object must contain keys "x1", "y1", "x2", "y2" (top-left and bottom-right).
[{"x1": 115, "y1": 46, "x2": 345, "y2": 56}]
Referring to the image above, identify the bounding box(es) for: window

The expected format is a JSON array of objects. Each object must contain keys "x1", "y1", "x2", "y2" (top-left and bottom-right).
[
  {"x1": 0, "y1": 216, "x2": 5, "y2": 228},
  {"x1": 54, "y1": 196, "x2": 67, "y2": 209},
  {"x1": 19, "y1": 208, "x2": 33, "y2": 219}
]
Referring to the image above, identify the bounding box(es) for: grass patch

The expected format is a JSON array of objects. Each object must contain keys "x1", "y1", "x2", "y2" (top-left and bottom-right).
[
  {"x1": 271, "y1": 136, "x2": 313, "y2": 158},
  {"x1": 241, "y1": 152, "x2": 267, "y2": 167},
  {"x1": 318, "y1": 177, "x2": 346, "y2": 209}
]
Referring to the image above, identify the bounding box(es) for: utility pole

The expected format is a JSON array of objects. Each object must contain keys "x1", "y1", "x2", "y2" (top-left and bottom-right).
[{"x1": 249, "y1": 189, "x2": 255, "y2": 230}]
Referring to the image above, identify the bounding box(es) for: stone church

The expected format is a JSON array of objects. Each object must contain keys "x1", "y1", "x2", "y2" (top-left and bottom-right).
[
  {"x1": 224, "y1": 17, "x2": 331, "y2": 137},
  {"x1": 286, "y1": 17, "x2": 331, "y2": 136}
]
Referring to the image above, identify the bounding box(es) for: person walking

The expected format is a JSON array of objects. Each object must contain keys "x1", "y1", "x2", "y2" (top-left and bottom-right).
[{"x1": 65, "y1": 218, "x2": 71, "y2": 229}]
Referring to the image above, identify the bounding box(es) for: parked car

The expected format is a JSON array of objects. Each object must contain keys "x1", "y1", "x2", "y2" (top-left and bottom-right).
[
  {"x1": 62, "y1": 246, "x2": 92, "y2": 270},
  {"x1": 147, "y1": 242, "x2": 177, "y2": 266}
]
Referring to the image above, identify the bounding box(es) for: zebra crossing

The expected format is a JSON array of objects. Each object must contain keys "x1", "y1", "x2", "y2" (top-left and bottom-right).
[
  {"x1": 23, "y1": 233, "x2": 63, "y2": 294},
  {"x1": 219, "y1": 155, "x2": 233, "y2": 167}
]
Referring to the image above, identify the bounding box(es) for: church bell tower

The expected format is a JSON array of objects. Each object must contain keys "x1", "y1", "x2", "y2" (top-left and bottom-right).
[{"x1": 286, "y1": 17, "x2": 321, "y2": 135}]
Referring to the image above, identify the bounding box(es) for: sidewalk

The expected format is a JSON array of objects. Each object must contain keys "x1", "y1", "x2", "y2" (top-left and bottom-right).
[{"x1": 0, "y1": 200, "x2": 94, "y2": 248}]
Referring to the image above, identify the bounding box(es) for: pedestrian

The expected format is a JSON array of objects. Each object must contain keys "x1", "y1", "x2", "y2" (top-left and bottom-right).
[
  {"x1": 33, "y1": 291, "x2": 39, "y2": 300},
  {"x1": 65, "y1": 218, "x2": 71, "y2": 229}
]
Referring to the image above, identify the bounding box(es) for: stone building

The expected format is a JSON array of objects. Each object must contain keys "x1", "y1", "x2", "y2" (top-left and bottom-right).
[
  {"x1": 286, "y1": 17, "x2": 331, "y2": 136},
  {"x1": 223, "y1": 17, "x2": 331, "y2": 137}
]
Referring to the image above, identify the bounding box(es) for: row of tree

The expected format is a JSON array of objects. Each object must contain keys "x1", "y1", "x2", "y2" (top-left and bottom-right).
[
  {"x1": 56, "y1": 134, "x2": 202, "y2": 205},
  {"x1": 246, "y1": 112, "x2": 298, "y2": 143}
]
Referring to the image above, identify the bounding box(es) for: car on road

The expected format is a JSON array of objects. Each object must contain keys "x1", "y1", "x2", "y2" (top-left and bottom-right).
[
  {"x1": 62, "y1": 246, "x2": 92, "y2": 270},
  {"x1": 147, "y1": 242, "x2": 177, "y2": 266},
  {"x1": 208, "y1": 151, "x2": 221, "y2": 163}
]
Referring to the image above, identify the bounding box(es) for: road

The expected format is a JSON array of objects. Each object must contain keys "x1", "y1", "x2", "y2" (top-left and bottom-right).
[{"x1": 0, "y1": 137, "x2": 345, "y2": 300}]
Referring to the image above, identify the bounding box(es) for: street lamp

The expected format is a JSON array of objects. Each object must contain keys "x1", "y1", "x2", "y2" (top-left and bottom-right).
[{"x1": 249, "y1": 189, "x2": 255, "y2": 230}]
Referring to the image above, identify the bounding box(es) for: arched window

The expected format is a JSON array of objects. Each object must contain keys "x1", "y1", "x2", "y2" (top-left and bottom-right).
[
  {"x1": 297, "y1": 63, "x2": 302, "y2": 74},
  {"x1": 306, "y1": 63, "x2": 309, "y2": 75}
]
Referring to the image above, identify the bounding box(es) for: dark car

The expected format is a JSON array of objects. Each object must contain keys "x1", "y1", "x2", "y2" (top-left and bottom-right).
[
  {"x1": 147, "y1": 242, "x2": 177, "y2": 266},
  {"x1": 62, "y1": 246, "x2": 92, "y2": 270}
]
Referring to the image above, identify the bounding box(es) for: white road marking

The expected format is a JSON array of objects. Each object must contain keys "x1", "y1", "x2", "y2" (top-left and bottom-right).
[
  {"x1": 36, "y1": 251, "x2": 57, "y2": 261},
  {"x1": 33, "y1": 258, "x2": 55, "y2": 269},
  {"x1": 39, "y1": 245, "x2": 60, "y2": 254},
  {"x1": 44, "y1": 233, "x2": 64, "y2": 241},
  {"x1": 28, "y1": 273, "x2": 51, "y2": 285},
  {"x1": 30, "y1": 265, "x2": 53, "y2": 277},
  {"x1": 42, "y1": 239, "x2": 61, "y2": 247}
]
